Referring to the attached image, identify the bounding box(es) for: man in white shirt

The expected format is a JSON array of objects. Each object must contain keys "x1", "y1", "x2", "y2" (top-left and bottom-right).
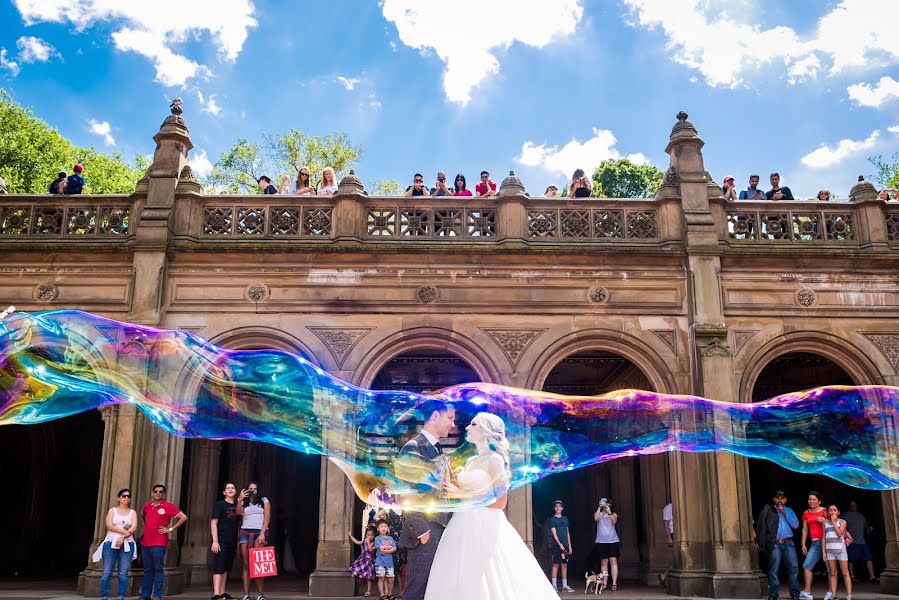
[{"x1": 660, "y1": 502, "x2": 674, "y2": 586}]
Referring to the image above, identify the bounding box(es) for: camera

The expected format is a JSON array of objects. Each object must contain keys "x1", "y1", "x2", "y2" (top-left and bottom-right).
[
  {"x1": 599, "y1": 498, "x2": 608, "y2": 507},
  {"x1": 438, "y1": 177, "x2": 446, "y2": 182}
]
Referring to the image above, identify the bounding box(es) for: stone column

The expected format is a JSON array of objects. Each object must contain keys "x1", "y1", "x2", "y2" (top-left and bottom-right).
[
  {"x1": 639, "y1": 454, "x2": 672, "y2": 585},
  {"x1": 496, "y1": 171, "x2": 528, "y2": 243},
  {"x1": 877, "y1": 373, "x2": 899, "y2": 594},
  {"x1": 180, "y1": 440, "x2": 222, "y2": 586},
  {"x1": 79, "y1": 403, "x2": 142, "y2": 597},
  {"x1": 665, "y1": 112, "x2": 760, "y2": 598}
]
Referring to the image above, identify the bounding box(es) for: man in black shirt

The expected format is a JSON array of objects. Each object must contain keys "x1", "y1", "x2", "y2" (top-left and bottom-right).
[
  {"x1": 766, "y1": 172, "x2": 794, "y2": 200},
  {"x1": 211, "y1": 482, "x2": 241, "y2": 600},
  {"x1": 48, "y1": 171, "x2": 67, "y2": 194},
  {"x1": 257, "y1": 176, "x2": 278, "y2": 195},
  {"x1": 405, "y1": 173, "x2": 431, "y2": 197}
]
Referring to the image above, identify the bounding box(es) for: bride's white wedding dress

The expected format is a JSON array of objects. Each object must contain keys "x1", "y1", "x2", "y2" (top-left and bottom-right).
[{"x1": 423, "y1": 452, "x2": 559, "y2": 600}]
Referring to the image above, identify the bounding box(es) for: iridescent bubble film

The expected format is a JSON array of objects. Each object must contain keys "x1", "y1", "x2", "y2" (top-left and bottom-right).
[{"x1": 1, "y1": 310, "x2": 898, "y2": 511}]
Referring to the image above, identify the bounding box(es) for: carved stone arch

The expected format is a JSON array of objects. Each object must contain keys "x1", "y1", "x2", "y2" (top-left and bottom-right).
[
  {"x1": 526, "y1": 329, "x2": 677, "y2": 394},
  {"x1": 738, "y1": 331, "x2": 882, "y2": 403},
  {"x1": 352, "y1": 326, "x2": 503, "y2": 388},
  {"x1": 209, "y1": 325, "x2": 320, "y2": 362},
  {"x1": 171, "y1": 325, "x2": 322, "y2": 406}
]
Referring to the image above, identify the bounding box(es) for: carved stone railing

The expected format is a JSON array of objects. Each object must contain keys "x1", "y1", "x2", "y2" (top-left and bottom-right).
[
  {"x1": 885, "y1": 205, "x2": 899, "y2": 244},
  {"x1": 723, "y1": 201, "x2": 856, "y2": 242},
  {"x1": 524, "y1": 199, "x2": 659, "y2": 240},
  {"x1": 0, "y1": 195, "x2": 137, "y2": 240},
  {"x1": 197, "y1": 196, "x2": 334, "y2": 237},
  {"x1": 363, "y1": 199, "x2": 495, "y2": 238}
]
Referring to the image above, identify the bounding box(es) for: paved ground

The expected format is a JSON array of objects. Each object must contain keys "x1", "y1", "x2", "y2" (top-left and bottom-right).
[{"x1": 0, "y1": 580, "x2": 890, "y2": 600}]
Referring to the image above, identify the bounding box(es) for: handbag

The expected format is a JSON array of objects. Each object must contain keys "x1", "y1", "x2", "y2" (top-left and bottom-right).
[
  {"x1": 842, "y1": 529, "x2": 854, "y2": 547},
  {"x1": 249, "y1": 546, "x2": 278, "y2": 578}
]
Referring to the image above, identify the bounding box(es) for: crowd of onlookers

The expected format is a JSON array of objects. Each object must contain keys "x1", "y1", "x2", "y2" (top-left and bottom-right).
[
  {"x1": 0, "y1": 164, "x2": 895, "y2": 202},
  {"x1": 756, "y1": 490, "x2": 878, "y2": 600}
]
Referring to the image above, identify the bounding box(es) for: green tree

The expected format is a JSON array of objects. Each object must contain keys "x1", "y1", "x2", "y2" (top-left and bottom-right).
[
  {"x1": 369, "y1": 178, "x2": 403, "y2": 196},
  {"x1": 591, "y1": 158, "x2": 664, "y2": 198},
  {"x1": 869, "y1": 153, "x2": 899, "y2": 189},
  {"x1": 0, "y1": 88, "x2": 145, "y2": 194},
  {"x1": 266, "y1": 130, "x2": 363, "y2": 187},
  {"x1": 205, "y1": 138, "x2": 269, "y2": 194}
]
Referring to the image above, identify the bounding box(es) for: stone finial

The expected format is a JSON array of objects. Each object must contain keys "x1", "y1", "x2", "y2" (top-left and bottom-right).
[
  {"x1": 498, "y1": 170, "x2": 526, "y2": 197},
  {"x1": 337, "y1": 169, "x2": 365, "y2": 195},
  {"x1": 670, "y1": 110, "x2": 698, "y2": 137},
  {"x1": 170, "y1": 98, "x2": 183, "y2": 116},
  {"x1": 849, "y1": 179, "x2": 878, "y2": 202}
]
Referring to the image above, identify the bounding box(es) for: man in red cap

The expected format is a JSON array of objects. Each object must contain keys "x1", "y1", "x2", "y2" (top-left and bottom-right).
[
  {"x1": 65, "y1": 164, "x2": 85, "y2": 195},
  {"x1": 722, "y1": 175, "x2": 738, "y2": 201}
]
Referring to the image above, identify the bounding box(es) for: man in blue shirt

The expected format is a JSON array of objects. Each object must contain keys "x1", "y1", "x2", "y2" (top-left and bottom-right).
[
  {"x1": 757, "y1": 489, "x2": 800, "y2": 600},
  {"x1": 739, "y1": 174, "x2": 766, "y2": 200},
  {"x1": 65, "y1": 164, "x2": 85, "y2": 195}
]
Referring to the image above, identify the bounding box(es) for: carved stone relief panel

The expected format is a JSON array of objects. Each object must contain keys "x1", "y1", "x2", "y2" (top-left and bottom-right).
[
  {"x1": 307, "y1": 327, "x2": 374, "y2": 368},
  {"x1": 480, "y1": 328, "x2": 548, "y2": 369}
]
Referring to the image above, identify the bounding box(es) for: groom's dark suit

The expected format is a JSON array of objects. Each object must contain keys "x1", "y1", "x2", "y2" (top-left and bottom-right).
[{"x1": 397, "y1": 433, "x2": 452, "y2": 600}]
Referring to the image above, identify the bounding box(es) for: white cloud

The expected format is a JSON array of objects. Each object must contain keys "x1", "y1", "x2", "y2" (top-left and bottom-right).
[
  {"x1": 196, "y1": 90, "x2": 222, "y2": 116},
  {"x1": 16, "y1": 36, "x2": 59, "y2": 63},
  {"x1": 190, "y1": 149, "x2": 213, "y2": 177},
  {"x1": 381, "y1": 0, "x2": 583, "y2": 106},
  {"x1": 335, "y1": 76, "x2": 361, "y2": 91},
  {"x1": 800, "y1": 130, "x2": 881, "y2": 169},
  {"x1": 362, "y1": 93, "x2": 382, "y2": 111},
  {"x1": 622, "y1": 0, "x2": 899, "y2": 89},
  {"x1": 889, "y1": 125, "x2": 899, "y2": 136},
  {"x1": 515, "y1": 128, "x2": 646, "y2": 177},
  {"x1": 0, "y1": 49, "x2": 20, "y2": 76},
  {"x1": 12, "y1": 0, "x2": 257, "y2": 87},
  {"x1": 847, "y1": 76, "x2": 899, "y2": 108},
  {"x1": 88, "y1": 119, "x2": 115, "y2": 146}
]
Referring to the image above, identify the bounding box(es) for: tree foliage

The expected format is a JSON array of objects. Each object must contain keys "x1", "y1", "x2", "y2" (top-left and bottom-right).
[
  {"x1": 868, "y1": 153, "x2": 899, "y2": 189},
  {"x1": 369, "y1": 178, "x2": 403, "y2": 196},
  {"x1": 205, "y1": 138, "x2": 269, "y2": 194},
  {"x1": 0, "y1": 89, "x2": 145, "y2": 194},
  {"x1": 591, "y1": 158, "x2": 664, "y2": 198},
  {"x1": 207, "y1": 131, "x2": 364, "y2": 194}
]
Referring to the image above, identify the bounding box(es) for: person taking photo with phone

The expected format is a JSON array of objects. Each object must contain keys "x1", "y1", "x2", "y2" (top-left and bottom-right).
[
  {"x1": 593, "y1": 498, "x2": 621, "y2": 591},
  {"x1": 236, "y1": 481, "x2": 272, "y2": 600}
]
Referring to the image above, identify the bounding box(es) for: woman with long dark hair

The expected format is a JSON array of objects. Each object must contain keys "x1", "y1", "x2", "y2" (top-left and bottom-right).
[
  {"x1": 237, "y1": 481, "x2": 272, "y2": 600},
  {"x1": 453, "y1": 174, "x2": 472, "y2": 197},
  {"x1": 92, "y1": 488, "x2": 137, "y2": 600}
]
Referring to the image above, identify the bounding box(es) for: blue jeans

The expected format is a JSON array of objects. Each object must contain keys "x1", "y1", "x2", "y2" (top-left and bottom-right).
[
  {"x1": 803, "y1": 539, "x2": 824, "y2": 571},
  {"x1": 100, "y1": 542, "x2": 131, "y2": 600},
  {"x1": 140, "y1": 545, "x2": 167, "y2": 599},
  {"x1": 768, "y1": 540, "x2": 800, "y2": 599}
]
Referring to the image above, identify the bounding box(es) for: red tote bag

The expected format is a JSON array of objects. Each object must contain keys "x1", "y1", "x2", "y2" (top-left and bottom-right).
[{"x1": 248, "y1": 546, "x2": 278, "y2": 579}]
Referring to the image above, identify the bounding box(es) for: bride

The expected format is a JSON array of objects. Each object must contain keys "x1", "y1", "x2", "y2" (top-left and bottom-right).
[{"x1": 424, "y1": 412, "x2": 559, "y2": 599}]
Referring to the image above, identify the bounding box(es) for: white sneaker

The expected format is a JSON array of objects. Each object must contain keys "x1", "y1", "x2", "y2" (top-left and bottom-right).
[
  {"x1": 823, "y1": 592, "x2": 834, "y2": 600},
  {"x1": 799, "y1": 592, "x2": 814, "y2": 600},
  {"x1": 562, "y1": 585, "x2": 575, "y2": 592},
  {"x1": 241, "y1": 595, "x2": 250, "y2": 600}
]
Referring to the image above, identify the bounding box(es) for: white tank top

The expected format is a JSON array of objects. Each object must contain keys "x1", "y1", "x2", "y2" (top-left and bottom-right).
[{"x1": 92, "y1": 508, "x2": 137, "y2": 562}]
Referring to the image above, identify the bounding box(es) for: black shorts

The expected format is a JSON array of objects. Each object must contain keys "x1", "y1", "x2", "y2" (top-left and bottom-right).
[
  {"x1": 551, "y1": 546, "x2": 569, "y2": 564},
  {"x1": 595, "y1": 542, "x2": 620, "y2": 560},
  {"x1": 213, "y1": 544, "x2": 237, "y2": 574}
]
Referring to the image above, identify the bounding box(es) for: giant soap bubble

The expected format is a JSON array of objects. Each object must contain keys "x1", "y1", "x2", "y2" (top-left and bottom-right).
[{"x1": 1, "y1": 309, "x2": 898, "y2": 511}]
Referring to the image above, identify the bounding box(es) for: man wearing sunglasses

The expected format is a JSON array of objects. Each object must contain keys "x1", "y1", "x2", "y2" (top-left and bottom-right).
[
  {"x1": 475, "y1": 171, "x2": 497, "y2": 198},
  {"x1": 405, "y1": 173, "x2": 431, "y2": 197},
  {"x1": 140, "y1": 484, "x2": 188, "y2": 600}
]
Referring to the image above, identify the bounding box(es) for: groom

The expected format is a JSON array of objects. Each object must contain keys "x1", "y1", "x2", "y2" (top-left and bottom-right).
[{"x1": 396, "y1": 399, "x2": 456, "y2": 600}]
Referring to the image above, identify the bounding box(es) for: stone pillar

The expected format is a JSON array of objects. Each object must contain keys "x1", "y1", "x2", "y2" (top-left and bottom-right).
[
  {"x1": 497, "y1": 171, "x2": 528, "y2": 243},
  {"x1": 333, "y1": 170, "x2": 367, "y2": 240},
  {"x1": 639, "y1": 454, "x2": 672, "y2": 585},
  {"x1": 878, "y1": 373, "x2": 899, "y2": 594},
  {"x1": 79, "y1": 403, "x2": 142, "y2": 597},
  {"x1": 180, "y1": 440, "x2": 222, "y2": 586},
  {"x1": 666, "y1": 112, "x2": 761, "y2": 598},
  {"x1": 308, "y1": 459, "x2": 356, "y2": 596}
]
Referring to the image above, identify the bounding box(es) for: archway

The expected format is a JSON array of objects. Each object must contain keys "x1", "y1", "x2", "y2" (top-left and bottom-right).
[
  {"x1": 178, "y1": 332, "x2": 321, "y2": 589},
  {"x1": 533, "y1": 350, "x2": 659, "y2": 586},
  {"x1": 0, "y1": 410, "x2": 104, "y2": 580},
  {"x1": 748, "y1": 351, "x2": 886, "y2": 582}
]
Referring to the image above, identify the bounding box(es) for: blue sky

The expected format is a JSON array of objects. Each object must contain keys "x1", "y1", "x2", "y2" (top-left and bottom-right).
[{"x1": 1, "y1": 0, "x2": 898, "y2": 198}]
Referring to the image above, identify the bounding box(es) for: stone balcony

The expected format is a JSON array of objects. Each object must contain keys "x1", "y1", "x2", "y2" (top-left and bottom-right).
[{"x1": 1, "y1": 181, "x2": 896, "y2": 254}]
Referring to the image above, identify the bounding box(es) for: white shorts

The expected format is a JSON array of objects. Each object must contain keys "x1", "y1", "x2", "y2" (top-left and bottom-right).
[{"x1": 376, "y1": 565, "x2": 395, "y2": 578}]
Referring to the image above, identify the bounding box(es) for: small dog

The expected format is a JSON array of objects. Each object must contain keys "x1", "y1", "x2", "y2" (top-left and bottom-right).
[{"x1": 584, "y1": 571, "x2": 608, "y2": 594}]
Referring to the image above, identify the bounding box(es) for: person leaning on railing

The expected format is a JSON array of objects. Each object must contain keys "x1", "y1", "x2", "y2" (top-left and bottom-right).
[
  {"x1": 817, "y1": 190, "x2": 831, "y2": 201},
  {"x1": 722, "y1": 176, "x2": 739, "y2": 201},
  {"x1": 878, "y1": 188, "x2": 897, "y2": 201}
]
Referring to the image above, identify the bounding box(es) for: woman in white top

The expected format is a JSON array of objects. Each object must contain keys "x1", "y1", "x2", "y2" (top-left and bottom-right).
[
  {"x1": 317, "y1": 167, "x2": 338, "y2": 195},
  {"x1": 593, "y1": 498, "x2": 621, "y2": 591},
  {"x1": 92, "y1": 488, "x2": 137, "y2": 600},
  {"x1": 823, "y1": 504, "x2": 852, "y2": 600},
  {"x1": 279, "y1": 168, "x2": 315, "y2": 196},
  {"x1": 237, "y1": 481, "x2": 272, "y2": 600}
]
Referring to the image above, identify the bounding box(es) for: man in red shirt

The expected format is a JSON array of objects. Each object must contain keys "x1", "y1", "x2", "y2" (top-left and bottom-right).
[
  {"x1": 140, "y1": 484, "x2": 188, "y2": 600},
  {"x1": 475, "y1": 171, "x2": 497, "y2": 197}
]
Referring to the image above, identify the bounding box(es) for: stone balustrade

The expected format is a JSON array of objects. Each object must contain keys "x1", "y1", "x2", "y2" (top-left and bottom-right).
[{"x1": 5, "y1": 191, "x2": 899, "y2": 252}]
